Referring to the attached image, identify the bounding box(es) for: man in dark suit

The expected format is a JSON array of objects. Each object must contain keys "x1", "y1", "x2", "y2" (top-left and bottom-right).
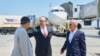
[
  {"x1": 28, "y1": 16, "x2": 66, "y2": 56},
  {"x1": 60, "y1": 19, "x2": 86, "y2": 56}
]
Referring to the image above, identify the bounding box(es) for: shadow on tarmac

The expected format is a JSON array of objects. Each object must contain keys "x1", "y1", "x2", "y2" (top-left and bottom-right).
[{"x1": 86, "y1": 35, "x2": 100, "y2": 39}]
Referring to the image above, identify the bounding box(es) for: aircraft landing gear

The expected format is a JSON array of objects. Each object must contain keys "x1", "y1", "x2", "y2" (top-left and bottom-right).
[{"x1": 98, "y1": 31, "x2": 100, "y2": 36}]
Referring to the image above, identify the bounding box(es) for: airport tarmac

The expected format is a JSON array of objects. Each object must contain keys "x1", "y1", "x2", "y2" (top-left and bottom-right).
[{"x1": 0, "y1": 29, "x2": 100, "y2": 56}]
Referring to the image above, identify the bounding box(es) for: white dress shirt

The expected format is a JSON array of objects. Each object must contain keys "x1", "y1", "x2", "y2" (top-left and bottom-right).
[
  {"x1": 40, "y1": 26, "x2": 48, "y2": 36},
  {"x1": 69, "y1": 28, "x2": 77, "y2": 43}
]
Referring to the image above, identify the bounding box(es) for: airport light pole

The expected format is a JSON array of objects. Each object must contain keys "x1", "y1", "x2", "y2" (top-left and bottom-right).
[{"x1": 96, "y1": 0, "x2": 99, "y2": 28}]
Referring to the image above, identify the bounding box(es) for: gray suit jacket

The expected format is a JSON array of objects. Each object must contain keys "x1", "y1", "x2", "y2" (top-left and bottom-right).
[{"x1": 11, "y1": 26, "x2": 33, "y2": 56}]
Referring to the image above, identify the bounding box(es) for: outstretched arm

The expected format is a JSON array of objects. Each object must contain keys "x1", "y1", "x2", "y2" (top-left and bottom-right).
[
  {"x1": 28, "y1": 32, "x2": 35, "y2": 37},
  {"x1": 27, "y1": 27, "x2": 37, "y2": 37},
  {"x1": 51, "y1": 29, "x2": 66, "y2": 37}
]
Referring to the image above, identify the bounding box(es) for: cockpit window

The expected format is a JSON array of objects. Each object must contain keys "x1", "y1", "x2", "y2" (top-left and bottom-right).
[
  {"x1": 51, "y1": 9, "x2": 64, "y2": 12},
  {"x1": 60, "y1": 10, "x2": 64, "y2": 12},
  {"x1": 55, "y1": 9, "x2": 59, "y2": 12},
  {"x1": 51, "y1": 10, "x2": 54, "y2": 12}
]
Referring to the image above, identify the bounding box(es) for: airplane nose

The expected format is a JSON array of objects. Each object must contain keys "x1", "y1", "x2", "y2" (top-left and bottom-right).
[
  {"x1": 48, "y1": 12, "x2": 67, "y2": 25},
  {"x1": 52, "y1": 12, "x2": 67, "y2": 20}
]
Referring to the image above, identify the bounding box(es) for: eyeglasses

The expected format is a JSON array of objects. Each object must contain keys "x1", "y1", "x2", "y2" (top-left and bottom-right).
[
  {"x1": 40, "y1": 21, "x2": 46, "y2": 22},
  {"x1": 69, "y1": 24, "x2": 73, "y2": 26}
]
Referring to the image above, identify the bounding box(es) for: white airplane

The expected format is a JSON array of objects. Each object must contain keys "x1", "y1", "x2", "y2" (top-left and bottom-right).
[
  {"x1": 48, "y1": 6, "x2": 68, "y2": 25},
  {"x1": 48, "y1": 6, "x2": 82, "y2": 31}
]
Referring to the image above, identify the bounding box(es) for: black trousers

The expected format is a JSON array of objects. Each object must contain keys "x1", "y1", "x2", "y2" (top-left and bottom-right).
[{"x1": 35, "y1": 47, "x2": 52, "y2": 56}]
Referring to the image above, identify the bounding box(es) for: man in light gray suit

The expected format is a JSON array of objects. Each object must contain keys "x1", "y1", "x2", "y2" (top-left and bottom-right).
[{"x1": 11, "y1": 16, "x2": 33, "y2": 56}]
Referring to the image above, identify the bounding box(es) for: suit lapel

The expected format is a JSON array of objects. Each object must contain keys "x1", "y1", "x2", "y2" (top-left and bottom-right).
[
  {"x1": 46, "y1": 26, "x2": 50, "y2": 38},
  {"x1": 37, "y1": 26, "x2": 44, "y2": 37},
  {"x1": 38, "y1": 26, "x2": 44, "y2": 37},
  {"x1": 67, "y1": 31, "x2": 70, "y2": 44},
  {"x1": 47, "y1": 26, "x2": 50, "y2": 34},
  {"x1": 70, "y1": 30, "x2": 78, "y2": 44}
]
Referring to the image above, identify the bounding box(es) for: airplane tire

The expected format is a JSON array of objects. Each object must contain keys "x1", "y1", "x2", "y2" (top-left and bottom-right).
[
  {"x1": 98, "y1": 31, "x2": 100, "y2": 36},
  {"x1": 1, "y1": 30, "x2": 7, "y2": 35}
]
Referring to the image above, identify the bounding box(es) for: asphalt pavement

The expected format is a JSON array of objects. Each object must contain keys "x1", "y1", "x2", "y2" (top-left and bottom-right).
[{"x1": 0, "y1": 29, "x2": 100, "y2": 56}]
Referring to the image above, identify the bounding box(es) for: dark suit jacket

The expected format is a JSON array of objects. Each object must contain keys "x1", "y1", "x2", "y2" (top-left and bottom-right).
[
  {"x1": 61, "y1": 30, "x2": 86, "y2": 56},
  {"x1": 28, "y1": 26, "x2": 66, "y2": 56}
]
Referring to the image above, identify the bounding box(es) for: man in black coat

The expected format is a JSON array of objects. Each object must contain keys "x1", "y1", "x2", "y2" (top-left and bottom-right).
[{"x1": 28, "y1": 16, "x2": 66, "y2": 56}]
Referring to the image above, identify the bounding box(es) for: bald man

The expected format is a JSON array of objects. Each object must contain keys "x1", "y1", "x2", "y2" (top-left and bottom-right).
[{"x1": 60, "y1": 19, "x2": 86, "y2": 56}]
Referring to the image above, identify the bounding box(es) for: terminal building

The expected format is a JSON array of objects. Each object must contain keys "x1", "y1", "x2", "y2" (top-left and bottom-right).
[{"x1": 60, "y1": 0, "x2": 100, "y2": 28}]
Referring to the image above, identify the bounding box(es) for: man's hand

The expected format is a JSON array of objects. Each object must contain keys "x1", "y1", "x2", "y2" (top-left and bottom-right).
[{"x1": 60, "y1": 51, "x2": 64, "y2": 54}]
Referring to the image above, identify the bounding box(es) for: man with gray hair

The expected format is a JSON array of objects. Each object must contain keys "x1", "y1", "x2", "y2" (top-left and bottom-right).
[{"x1": 60, "y1": 19, "x2": 86, "y2": 56}]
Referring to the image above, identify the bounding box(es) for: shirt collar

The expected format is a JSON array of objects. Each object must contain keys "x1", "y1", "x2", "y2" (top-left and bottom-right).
[
  {"x1": 70, "y1": 28, "x2": 77, "y2": 33},
  {"x1": 40, "y1": 26, "x2": 47, "y2": 29}
]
